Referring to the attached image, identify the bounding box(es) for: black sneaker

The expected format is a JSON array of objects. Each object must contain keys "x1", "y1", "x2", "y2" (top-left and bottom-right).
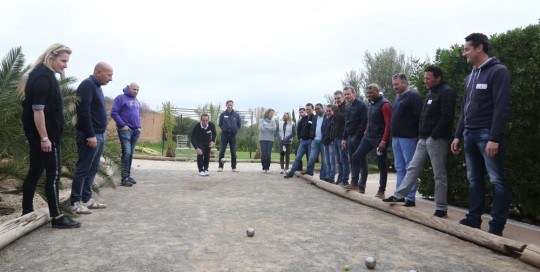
[
  {"x1": 284, "y1": 175, "x2": 293, "y2": 179},
  {"x1": 121, "y1": 179, "x2": 133, "y2": 187},
  {"x1": 382, "y1": 196, "x2": 405, "y2": 203},
  {"x1": 52, "y1": 215, "x2": 81, "y2": 229},
  {"x1": 404, "y1": 200, "x2": 416, "y2": 207},
  {"x1": 434, "y1": 210, "x2": 448, "y2": 218},
  {"x1": 459, "y1": 218, "x2": 481, "y2": 229},
  {"x1": 128, "y1": 177, "x2": 137, "y2": 184}
]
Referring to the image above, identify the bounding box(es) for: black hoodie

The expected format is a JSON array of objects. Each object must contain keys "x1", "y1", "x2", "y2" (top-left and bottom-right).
[{"x1": 455, "y1": 57, "x2": 511, "y2": 143}]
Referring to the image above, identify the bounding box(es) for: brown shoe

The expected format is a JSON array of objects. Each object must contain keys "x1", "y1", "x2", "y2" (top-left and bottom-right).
[
  {"x1": 358, "y1": 187, "x2": 366, "y2": 194},
  {"x1": 375, "y1": 191, "x2": 385, "y2": 199},
  {"x1": 343, "y1": 184, "x2": 359, "y2": 190},
  {"x1": 300, "y1": 170, "x2": 308, "y2": 175}
]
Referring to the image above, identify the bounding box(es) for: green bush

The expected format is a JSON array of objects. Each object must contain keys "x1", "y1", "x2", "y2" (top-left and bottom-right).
[{"x1": 415, "y1": 24, "x2": 540, "y2": 220}]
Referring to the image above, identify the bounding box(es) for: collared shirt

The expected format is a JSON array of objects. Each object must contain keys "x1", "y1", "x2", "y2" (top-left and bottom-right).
[{"x1": 315, "y1": 114, "x2": 324, "y2": 140}]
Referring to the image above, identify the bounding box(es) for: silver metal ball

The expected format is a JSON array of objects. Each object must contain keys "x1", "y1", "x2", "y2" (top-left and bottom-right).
[
  {"x1": 246, "y1": 227, "x2": 255, "y2": 237},
  {"x1": 365, "y1": 256, "x2": 376, "y2": 269}
]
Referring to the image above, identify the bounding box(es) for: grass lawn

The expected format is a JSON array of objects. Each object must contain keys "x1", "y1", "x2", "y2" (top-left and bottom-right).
[{"x1": 120, "y1": 142, "x2": 379, "y2": 172}]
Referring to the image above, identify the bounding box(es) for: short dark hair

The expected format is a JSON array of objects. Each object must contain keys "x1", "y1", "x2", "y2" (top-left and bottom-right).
[
  {"x1": 299, "y1": 107, "x2": 305, "y2": 111},
  {"x1": 333, "y1": 90, "x2": 343, "y2": 96},
  {"x1": 326, "y1": 104, "x2": 333, "y2": 109},
  {"x1": 392, "y1": 73, "x2": 408, "y2": 83},
  {"x1": 343, "y1": 86, "x2": 355, "y2": 93},
  {"x1": 201, "y1": 113, "x2": 209, "y2": 119},
  {"x1": 465, "y1": 33, "x2": 489, "y2": 54},
  {"x1": 424, "y1": 65, "x2": 444, "y2": 81},
  {"x1": 226, "y1": 100, "x2": 234, "y2": 105},
  {"x1": 305, "y1": 103, "x2": 314, "y2": 109},
  {"x1": 315, "y1": 103, "x2": 323, "y2": 109}
]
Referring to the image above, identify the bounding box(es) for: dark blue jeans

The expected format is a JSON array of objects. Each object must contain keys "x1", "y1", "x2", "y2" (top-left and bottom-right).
[
  {"x1": 336, "y1": 138, "x2": 349, "y2": 185},
  {"x1": 118, "y1": 129, "x2": 141, "y2": 179},
  {"x1": 259, "y1": 140, "x2": 273, "y2": 170},
  {"x1": 219, "y1": 132, "x2": 237, "y2": 169},
  {"x1": 287, "y1": 139, "x2": 311, "y2": 176},
  {"x1": 352, "y1": 136, "x2": 388, "y2": 192},
  {"x1": 306, "y1": 139, "x2": 324, "y2": 176},
  {"x1": 71, "y1": 132, "x2": 105, "y2": 204},
  {"x1": 463, "y1": 128, "x2": 510, "y2": 233},
  {"x1": 347, "y1": 134, "x2": 364, "y2": 186}
]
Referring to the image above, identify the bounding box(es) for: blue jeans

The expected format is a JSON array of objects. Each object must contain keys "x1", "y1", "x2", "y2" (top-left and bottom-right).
[
  {"x1": 322, "y1": 142, "x2": 336, "y2": 180},
  {"x1": 392, "y1": 137, "x2": 418, "y2": 202},
  {"x1": 118, "y1": 129, "x2": 141, "y2": 179},
  {"x1": 336, "y1": 138, "x2": 349, "y2": 185},
  {"x1": 463, "y1": 128, "x2": 509, "y2": 233},
  {"x1": 71, "y1": 132, "x2": 105, "y2": 204},
  {"x1": 352, "y1": 136, "x2": 387, "y2": 192},
  {"x1": 259, "y1": 140, "x2": 273, "y2": 170},
  {"x1": 219, "y1": 132, "x2": 237, "y2": 169},
  {"x1": 286, "y1": 139, "x2": 311, "y2": 176},
  {"x1": 347, "y1": 135, "x2": 363, "y2": 186},
  {"x1": 394, "y1": 137, "x2": 448, "y2": 211},
  {"x1": 307, "y1": 139, "x2": 325, "y2": 177}
]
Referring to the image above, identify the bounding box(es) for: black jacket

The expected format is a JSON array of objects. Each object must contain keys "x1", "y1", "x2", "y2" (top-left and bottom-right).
[
  {"x1": 190, "y1": 122, "x2": 217, "y2": 149},
  {"x1": 419, "y1": 82, "x2": 456, "y2": 140},
  {"x1": 297, "y1": 114, "x2": 314, "y2": 140},
  {"x1": 343, "y1": 99, "x2": 367, "y2": 139},
  {"x1": 321, "y1": 115, "x2": 334, "y2": 145}
]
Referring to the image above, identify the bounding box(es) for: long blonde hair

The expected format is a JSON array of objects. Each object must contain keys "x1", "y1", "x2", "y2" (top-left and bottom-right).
[
  {"x1": 282, "y1": 112, "x2": 292, "y2": 125},
  {"x1": 18, "y1": 43, "x2": 72, "y2": 98}
]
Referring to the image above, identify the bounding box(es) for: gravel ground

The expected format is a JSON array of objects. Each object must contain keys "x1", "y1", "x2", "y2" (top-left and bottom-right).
[{"x1": 0, "y1": 159, "x2": 535, "y2": 272}]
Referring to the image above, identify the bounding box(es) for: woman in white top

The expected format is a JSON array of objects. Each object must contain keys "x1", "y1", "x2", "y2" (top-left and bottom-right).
[{"x1": 277, "y1": 112, "x2": 296, "y2": 174}]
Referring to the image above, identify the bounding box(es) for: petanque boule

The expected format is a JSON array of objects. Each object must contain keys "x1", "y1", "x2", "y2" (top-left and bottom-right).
[
  {"x1": 365, "y1": 256, "x2": 376, "y2": 269},
  {"x1": 246, "y1": 227, "x2": 255, "y2": 237},
  {"x1": 343, "y1": 264, "x2": 350, "y2": 271}
]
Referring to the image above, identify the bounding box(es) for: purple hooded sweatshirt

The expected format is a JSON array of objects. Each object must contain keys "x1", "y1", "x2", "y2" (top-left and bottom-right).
[{"x1": 110, "y1": 85, "x2": 141, "y2": 129}]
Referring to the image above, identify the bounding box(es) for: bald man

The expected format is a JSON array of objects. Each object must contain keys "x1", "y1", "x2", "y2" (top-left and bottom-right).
[
  {"x1": 111, "y1": 82, "x2": 142, "y2": 187},
  {"x1": 70, "y1": 62, "x2": 113, "y2": 214}
]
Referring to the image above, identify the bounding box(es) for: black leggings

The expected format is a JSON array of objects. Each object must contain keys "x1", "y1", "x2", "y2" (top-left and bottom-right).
[
  {"x1": 279, "y1": 143, "x2": 292, "y2": 170},
  {"x1": 22, "y1": 139, "x2": 62, "y2": 217}
]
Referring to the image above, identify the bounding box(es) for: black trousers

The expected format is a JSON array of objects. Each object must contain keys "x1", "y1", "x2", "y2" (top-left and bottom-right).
[
  {"x1": 22, "y1": 139, "x2": 62, "y2": 217},
  {"x1": 196, "y1": 144, "x2": 211, "y2": 172}
]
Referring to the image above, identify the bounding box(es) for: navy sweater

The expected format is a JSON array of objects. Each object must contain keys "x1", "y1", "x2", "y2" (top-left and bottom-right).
[
  {"x1": 455, "y1": 57, "x2": 511, "y2": 143},
  {"x1": 75, "y1": 75, "x2": 108, "y2": 137},
  {"x1": 391, "y1": 90, "x2": 423, "y2": 138}
]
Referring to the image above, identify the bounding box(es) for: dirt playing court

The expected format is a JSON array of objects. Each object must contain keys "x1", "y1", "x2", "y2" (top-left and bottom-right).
[{"x1": 0, "y1": 160, "x2": 536, "y2": 271}]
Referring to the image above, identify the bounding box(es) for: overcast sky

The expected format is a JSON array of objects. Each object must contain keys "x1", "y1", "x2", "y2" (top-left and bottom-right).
[{"x1": 1, "y1": 0, "x2": 538, "y2": 119}]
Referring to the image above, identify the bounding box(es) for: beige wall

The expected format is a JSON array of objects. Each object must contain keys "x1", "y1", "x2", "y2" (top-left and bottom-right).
[{"x1": 107, "y1": 112, "x2": 164, "y2": 143}]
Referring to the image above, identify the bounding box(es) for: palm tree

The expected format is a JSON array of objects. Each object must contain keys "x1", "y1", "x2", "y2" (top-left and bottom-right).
[{"x1": 0, "y1": 47, "x2": 29, "y2": 183}]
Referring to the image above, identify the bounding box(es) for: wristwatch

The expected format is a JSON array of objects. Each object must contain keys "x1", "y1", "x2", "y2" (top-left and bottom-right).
[{"x1": 41, "y1": 137, "x2": 49, "y2": 142}]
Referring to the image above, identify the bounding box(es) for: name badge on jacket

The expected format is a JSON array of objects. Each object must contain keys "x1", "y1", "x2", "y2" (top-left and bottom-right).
[{"x1": 476, "y1": 83, "x2": 488, "y2": 89}]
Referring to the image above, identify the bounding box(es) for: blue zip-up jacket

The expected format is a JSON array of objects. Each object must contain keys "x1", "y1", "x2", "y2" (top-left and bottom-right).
[
  {"x1": 218, "y1": 110, "x2": 241, "y2": 134},
  {"x1": 76, "y1": 75, "x2": 108, "y2": 137},
  {"x1": 110, "y1": 85, "x2": 141, "y2": 130},
  {"x1": 455, "y1": 57, "x2": 511, "y2": 143}
]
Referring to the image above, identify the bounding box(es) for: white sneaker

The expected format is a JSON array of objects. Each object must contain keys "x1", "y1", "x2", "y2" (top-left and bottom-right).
[
  {"x1": 232, "y1": 168, "x2": 239, "y2": 172},
  {"x1": 217, "y1": 167, "x2": 223, "y2": 172},
  {"x1": 204, "y1": 170, "x2": 209, "y2": 176},
  {"x1": 82, "y1": 198, "x2": 107, "y2": 209},
  {"x1": 71, "y1": 201, "x2": 92, "y2": 214},
  {"x1": 280, "y1": 170, "x2": 284, "y2": 174},
  {"x1": 199, "y1": 171, "x2": 206, "y2": 176}
]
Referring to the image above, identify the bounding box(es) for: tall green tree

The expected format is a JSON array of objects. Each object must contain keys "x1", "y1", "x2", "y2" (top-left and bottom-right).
[
  {"x1": 346, "y1": 47, "x2": 424, "y2": 102},
  {"x1": 162, "y1": 101, "x2": 176, "y2": 157}
]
